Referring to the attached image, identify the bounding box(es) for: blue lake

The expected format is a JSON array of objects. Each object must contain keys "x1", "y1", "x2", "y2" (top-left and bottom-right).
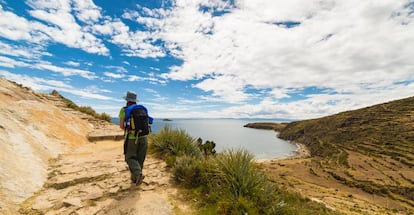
[{"x1": 113, "y1": 118, "x2": 298, "y2": 159}]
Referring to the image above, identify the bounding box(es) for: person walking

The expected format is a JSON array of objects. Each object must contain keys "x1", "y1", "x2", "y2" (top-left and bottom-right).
[{"x1": 119, "y1": 91, "x2": 153, "y2": 185}]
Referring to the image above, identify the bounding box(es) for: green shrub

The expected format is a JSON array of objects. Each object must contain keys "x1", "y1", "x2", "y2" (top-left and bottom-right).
[
  {"x1": 99, "y1": 112, "x2": 112, "y2": 122},
  {"x1": 65, "y1": 101, "x2": 78, "y2": 109},
  {"x1": 216, "y1": 196, "x2": 258, "y2": 215},
  {"x1": 151, "y1": 127, "x2": 339, "y2": 214},
  {"x1": 197, "y1": 138, "x2": 217, "y2": 157},
  {"x1": 209, "y1": 149, "x2": 264, "y2": 199},
  {"x1": 206, "y1": 149, "x2": 286, "y2": 214},
  {"x1": 172, "y1": 155, "x2": 205, "y2": 188},
  {"x1": 62, "y1": 98, "x2": 111, "y2": 122},
  {"x1": 150, "y1": 125, "x2": 201, "y2": 162},
  {"x1": 78, "y1": 106, "x2": 95, "y2": 115}
]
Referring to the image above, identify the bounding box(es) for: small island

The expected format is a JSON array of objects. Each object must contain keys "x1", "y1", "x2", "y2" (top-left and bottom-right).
[{"x1": 162, "y1": 118, "x2": 172, "y2": 121}]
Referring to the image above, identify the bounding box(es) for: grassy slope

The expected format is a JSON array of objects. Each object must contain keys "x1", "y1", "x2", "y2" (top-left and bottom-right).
[
  {"x1": 279, "y1": 96, "x2": 414, "y2": 160},
  {"x1": 275, "y1": 96, "x2": 414, "y2": 210}
]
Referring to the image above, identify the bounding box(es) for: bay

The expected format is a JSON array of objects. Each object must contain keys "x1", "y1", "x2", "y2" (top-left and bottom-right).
[{"x1": 112, "y1": 118, "x2": 298, "y2": 159}]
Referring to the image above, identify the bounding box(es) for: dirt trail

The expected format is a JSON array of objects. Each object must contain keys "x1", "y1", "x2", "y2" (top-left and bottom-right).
[
  {"x1": 0, "y1": 78, "x2": 192, "y2": 214},
  {"x1": 19, "y1": 140, "x2": 191, "y2": 215}
]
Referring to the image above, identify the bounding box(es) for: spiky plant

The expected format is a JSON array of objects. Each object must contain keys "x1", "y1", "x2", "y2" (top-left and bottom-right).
[{"x1": 150, "y1": 125, "x2": 201, "y2": 165}]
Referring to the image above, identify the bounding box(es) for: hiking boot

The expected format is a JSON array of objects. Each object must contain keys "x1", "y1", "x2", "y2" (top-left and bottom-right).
[
  {"x1": 130, "y1": 175, "x2": 137, "y2": 184},
  {"x1": 135, "y1": 174, "x2": 145, "y2": 186}
]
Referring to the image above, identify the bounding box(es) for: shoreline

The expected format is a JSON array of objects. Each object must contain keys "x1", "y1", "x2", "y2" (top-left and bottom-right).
[
  {"x1": 290, "y1": 141, "x2": 310, "y2": 159},
  {"x1": 255, "y1": 141, "x2": 310, "y2": 163}
]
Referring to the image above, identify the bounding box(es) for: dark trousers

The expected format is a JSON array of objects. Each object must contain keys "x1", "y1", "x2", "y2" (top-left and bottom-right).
[{"x1": 124, "y1": 136, "x2": 148, "y2": 180}]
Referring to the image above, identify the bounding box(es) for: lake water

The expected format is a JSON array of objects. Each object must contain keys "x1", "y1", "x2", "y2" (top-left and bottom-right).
[{"x1": 112, "y1": 118, "x2": 298, "y2": 159}]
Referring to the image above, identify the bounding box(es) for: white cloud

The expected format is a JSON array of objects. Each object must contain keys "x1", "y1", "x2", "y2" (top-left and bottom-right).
[
  {"x1": 72, "y1": 0, "x2": 102, "y2": 24},
  {"x1": 64, "y1": 61, "x2": 81, "y2": 67},
  {"x1": 125, "y1": 74, "x2": 167, "y2": 85},
  {"x1": 85, "y1": 85, "x2": 112, "y2": 93},
  {"x1": 149, "y1": 66, "x2": 160, "y2": 71},
  {"x1": 155, "y1": 80, "x2": 414, "y2": 119},
  {"x1": 126, "y1": 75, "x2": 144, "y2": 82},
  {"x1": 103, "y1": 72, "x2": 125, "y2": 79},
  {"x1": 92, "y1": 18, "x2": 165, "y2": 58},
  {"x1": 270, "y1": 88, "x2": 291, "y2": 99},
  {"x1": 28, "y1": 0, "x2": 109, "y2": 55},
  {"x1": 138, "y1": 0, "x2": 414, "y2": 112},
  {"x1": 143, "y1": 88, "x2": 168, "y2": 102},
  {"x1": 0, "y1": 70, "x2": 114, "y2": 100},
  {"x1": 105, "y1": 65, "x2": 128, "y2": 73},
  {"x1": 194, "y1": 75, "x2": 250, "y2": 103},
  {"x1": 0, "y1": 1, "x2": 109, "y2": 55},
  {"x1": 0, "y1": 52, "x2": 97, "y2": 80},
  {"x1": 1, "y1": 0, "x2": 166, "y2": 65},
  {"x1": 0, "y1": 56, "x2": 31, "y2": 68},
  {"x1": 0, "y1": 41, "x2": 49, "y2": 59},
  {"x1": 0, "y1": 70, "x2": 72, "y2": 90},
  {"x1": 34, "y1": 62, "x2": 97, "y2": 80},
  {"x1": 1, "y1": 0, "x2": 413, "y2": 119},
  {"x1": 0, "y1": 7, "x2": 50, "y2": 45},
  {"x1": 176, "y1": 97, "x2": 205, "y2": 105}
]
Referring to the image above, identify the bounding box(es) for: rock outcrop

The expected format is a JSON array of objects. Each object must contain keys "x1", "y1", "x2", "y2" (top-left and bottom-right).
[
  {"x1": 0, "y1": 77, "x2": 188, "y2": 214},
  {"x1": 0, "y1": 78, "x2": 91, "y2": 213},
  {"x1": 18, "y1": 140, "x2": 181, "y2": 215},
  {"x1": 243, "y1": 122, "x2": 287, "y2": 131}
]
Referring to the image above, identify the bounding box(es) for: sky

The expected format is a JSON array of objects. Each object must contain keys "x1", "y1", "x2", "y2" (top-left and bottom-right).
[{"x1": 0, "y1": 0, "x2": 413, "y2": 120}]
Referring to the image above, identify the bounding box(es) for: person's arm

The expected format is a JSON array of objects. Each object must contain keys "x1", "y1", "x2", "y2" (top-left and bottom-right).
[
  {"x1": 119, "y1": 107, "x2": 126, "y2": 130},
  {"x1": 120, "y1": 117, "x2": 125, "y2": 130}
]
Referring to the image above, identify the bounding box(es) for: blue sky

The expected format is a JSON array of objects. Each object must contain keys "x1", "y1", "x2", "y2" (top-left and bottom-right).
[{"x1": 0, "y1": 0, "x2": 413, "y2": 120}]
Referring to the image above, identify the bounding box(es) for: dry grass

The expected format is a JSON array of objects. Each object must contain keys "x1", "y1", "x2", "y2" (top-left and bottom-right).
[{"x1": 259, "y1": 96, "x2": 414, "y2": 214}]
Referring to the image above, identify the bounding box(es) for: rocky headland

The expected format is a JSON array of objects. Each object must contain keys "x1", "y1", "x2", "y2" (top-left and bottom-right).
[
  {"x1": 250, "y1": 96, "x2": 414, "y2": 214},
  {"x1": 243, "y1": 122, "x2": 287, "y2": 131}
]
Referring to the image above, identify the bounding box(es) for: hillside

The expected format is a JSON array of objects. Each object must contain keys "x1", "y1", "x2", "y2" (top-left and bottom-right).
[
  {"x1": 2, "y1": 75, "x2": 412, "y2": 214},
  {"x1": 259, "y1": 96, "x2": 414, "y2": 214},
  {"x1": 0, "y1": 77, "x2": 189, "y2": 214},
  {"x1": 279, "y1": 96, "x2": 414, "y2": 162},
  {"x1": 0, "y1": 78, "x2": 91, "y2": 212}
]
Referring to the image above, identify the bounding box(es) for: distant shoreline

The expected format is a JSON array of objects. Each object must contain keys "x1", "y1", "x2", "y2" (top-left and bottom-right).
[
  {"x1": 246, "y1": 122, "x2": 310, "y2": 162},
  {"x1": 256, "y1": 141, "x2": 310, "y2": 163}
]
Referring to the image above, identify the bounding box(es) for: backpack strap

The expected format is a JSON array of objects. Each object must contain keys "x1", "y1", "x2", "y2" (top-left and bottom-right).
[
  {"x1": 125, "y1": 104, "x2": 138, "y2": 123},
  {"x1": 125, "y1": 104, "x2": 149, "y2": 119},
  {"x1": 125, "y1": 104, "x2": 153, "y2": 138}
]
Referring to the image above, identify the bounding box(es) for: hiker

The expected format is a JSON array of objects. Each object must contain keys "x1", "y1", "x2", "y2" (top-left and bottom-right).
[{"x1": 119, "y1": 91, "x2": 153, "y2": 185}]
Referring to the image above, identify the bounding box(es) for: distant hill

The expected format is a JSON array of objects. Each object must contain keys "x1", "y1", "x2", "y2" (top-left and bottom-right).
[
  {"x1": 279, "y1": 96, "x2": 414, "y2": 164},
  {"x1": 276, "y1": 96, "x2": 414, "y2": 208}
]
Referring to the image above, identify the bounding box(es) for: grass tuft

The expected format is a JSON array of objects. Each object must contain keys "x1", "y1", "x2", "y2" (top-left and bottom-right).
[
  {"x1": 151, "y1": 125, "x2": 201, "y2": 166},
  {"x1": 150, "y1": 127, "x2": 339, "y2": 214},
  {"x1": 51, "y1": 90, "x2": 111, "y2": 122}
]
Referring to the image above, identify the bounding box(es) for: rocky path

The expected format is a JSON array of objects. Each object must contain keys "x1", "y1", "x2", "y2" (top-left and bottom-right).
[{"x1": 19, "y1": 140, "x2": 191, "y2": 215}]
